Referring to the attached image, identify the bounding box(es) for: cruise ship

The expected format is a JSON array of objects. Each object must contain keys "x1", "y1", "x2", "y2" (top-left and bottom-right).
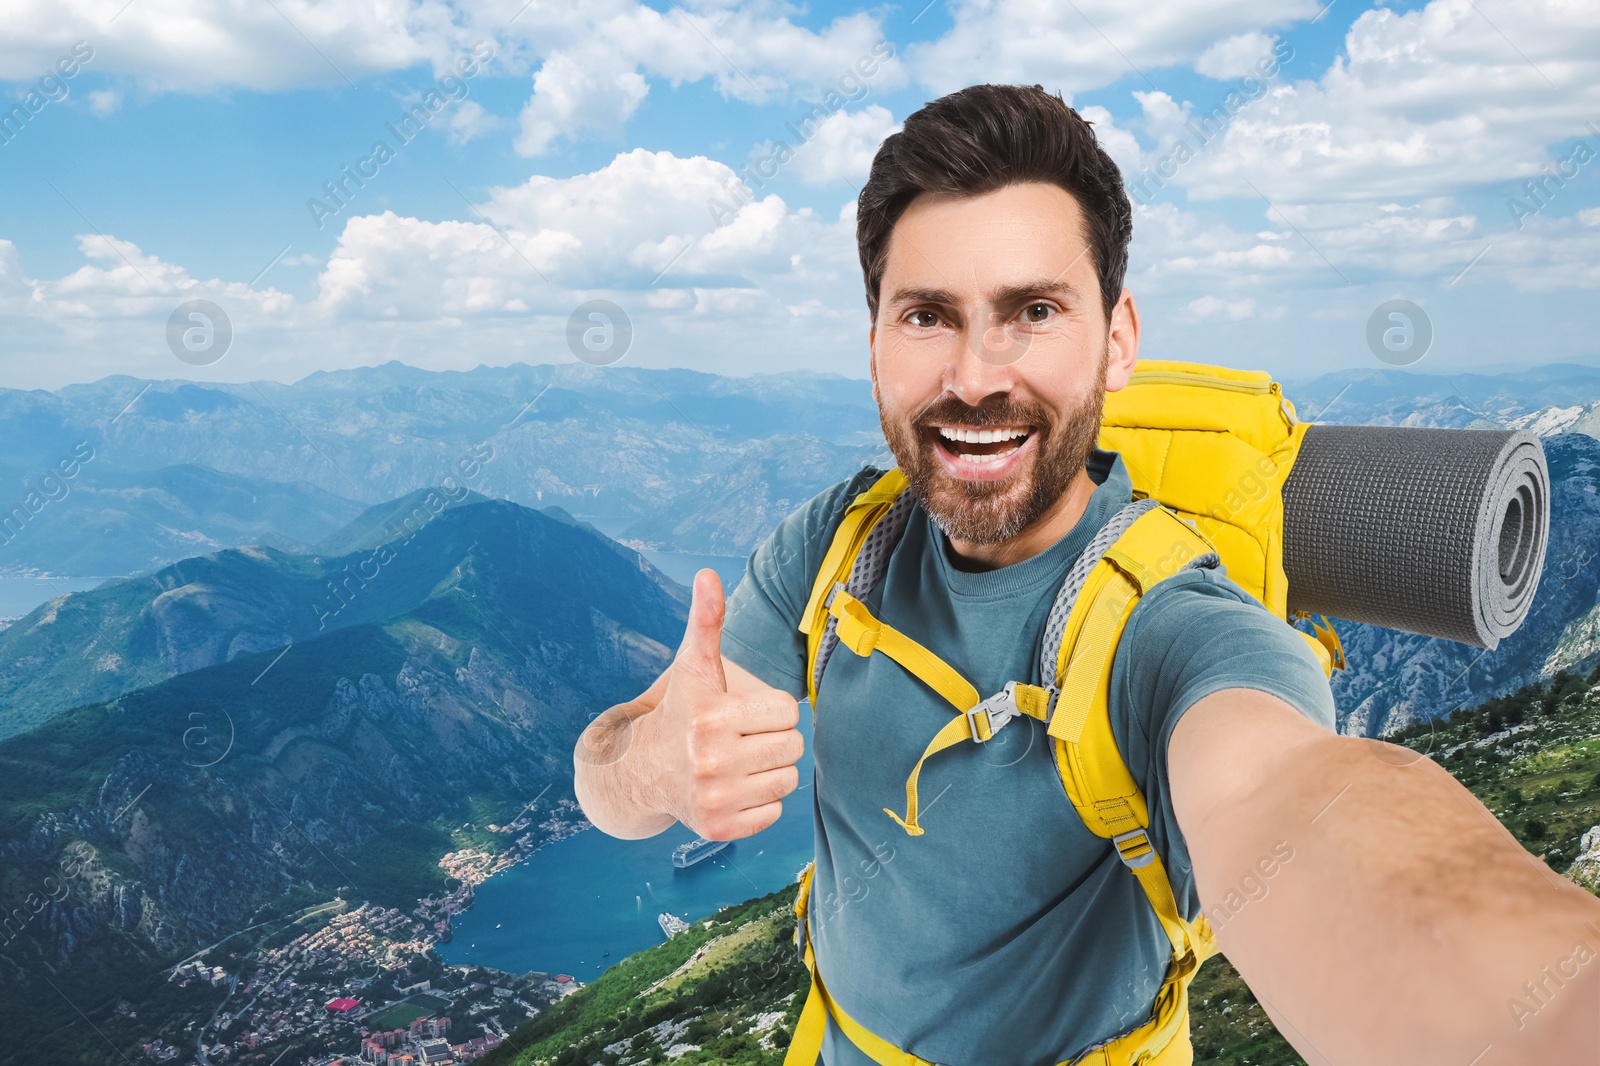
[
  {"x1": 671, "y1": 836, "x2": 730, "y2": 869},
  {"x1": 658, "y1": 912, "x2": 690, "y2": 938}
]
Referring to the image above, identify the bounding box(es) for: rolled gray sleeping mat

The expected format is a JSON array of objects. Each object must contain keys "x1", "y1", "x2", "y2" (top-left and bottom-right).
[{"x1": 1282, "y1": 425, "x2": 1549, "y2": 650}]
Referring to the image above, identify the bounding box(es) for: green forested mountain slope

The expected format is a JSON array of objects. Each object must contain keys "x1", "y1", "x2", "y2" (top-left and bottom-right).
[{"x1": 0, "y1": 498, "x2": 690, "y2": 1064}]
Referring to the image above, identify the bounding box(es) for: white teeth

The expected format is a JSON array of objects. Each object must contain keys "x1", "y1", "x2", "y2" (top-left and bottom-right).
[
  {"x1": 937, "y1": 426, "x2": 1028, "y2": 443},
  {"x1": 962, "y1": 444, "x2": 1020, "y2": 464}
]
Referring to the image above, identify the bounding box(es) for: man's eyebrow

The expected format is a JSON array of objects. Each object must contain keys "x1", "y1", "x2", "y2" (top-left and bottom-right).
[{"x1": 885, "y1": 278, "x2": 1086, "y2": 308}]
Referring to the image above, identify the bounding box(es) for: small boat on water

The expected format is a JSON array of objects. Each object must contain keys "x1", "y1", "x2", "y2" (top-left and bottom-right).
[
  {"x1": 672, "y1": 836, "x2": 731, "y2": 869},
  {"x1": 658, "y1": 912, "x2": 691, "y2": 938}
]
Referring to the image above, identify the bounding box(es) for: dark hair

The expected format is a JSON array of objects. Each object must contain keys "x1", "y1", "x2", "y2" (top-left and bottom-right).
[{"x1": 856, "y1": 83, "x2": 1132, "y2": 326}]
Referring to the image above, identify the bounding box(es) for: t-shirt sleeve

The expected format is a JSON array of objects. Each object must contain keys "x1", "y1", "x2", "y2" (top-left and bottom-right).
[
  {"x1": 720, "y1": 467, "x2": 883, "y2": 699},
  {"x1": 1109, "y1": 565, "x2": 1338, "y2": 874}
]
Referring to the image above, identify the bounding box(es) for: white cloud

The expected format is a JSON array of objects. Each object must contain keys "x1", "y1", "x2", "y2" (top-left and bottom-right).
[
  {"x1": 0, "y1": 241, "x2": 36, "y2": 315},
  {"x1": 1186, "y1": 294, "x2": 1257, "y2": 319},
  {"x1": 313, "y1": 211, "x2": 580, "y2": 318},
  {"x1": 782, "y1": 105, "x2": 899, "y2": 185},
  {"x1": 294, "y1": 148, "x2": 867, "y2": 355},
  {"x1": 0, "y1": 175, "x2": 861, "y2": 386},
  {"x1": 508, "y1": 6, "x2": 902, "y2": 156},
  {"x1": 1134, "y1": 0, "x2": 1600, "y2": 203},
  {"x1": 0, "y1": 0, "x2": 448, "y2": 91},
  {"x1": 441, "y1": 99, "x2": 496, "y2": 144},
  {"x1": 86, "y1": 88, "x2": 122, "y2": 115},
  {"x1": 515, "y1": 50, "x2": 650, "y2": 156},
  {"x1": 0, "y1": 0, "x2": 906, "y2": 172},
  {"x1": 1195, "y1": 31, "x2": 1281, "y2": 80},
  {"x1": 906, "y1": 0, "x2": 1317, "y2": 96}
]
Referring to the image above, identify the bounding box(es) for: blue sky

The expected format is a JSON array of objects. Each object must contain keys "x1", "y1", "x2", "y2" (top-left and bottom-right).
[{"x1": 0, "y1": 0, "x2": 1596, "y2": 389}]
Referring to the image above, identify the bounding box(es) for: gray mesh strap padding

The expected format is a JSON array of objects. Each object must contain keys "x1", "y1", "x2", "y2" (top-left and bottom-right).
[
  {"x1": 811, "y1": 481, "x2": 917, "y2": 698},
  {"x1": 1036, "y1": 499, "x2": 1220, "y2": 688}
]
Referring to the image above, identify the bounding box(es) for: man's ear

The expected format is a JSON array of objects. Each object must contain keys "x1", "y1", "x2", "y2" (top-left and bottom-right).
[{"x1": 1104, "y1": 289, "x2": 1141, "y2": 392}]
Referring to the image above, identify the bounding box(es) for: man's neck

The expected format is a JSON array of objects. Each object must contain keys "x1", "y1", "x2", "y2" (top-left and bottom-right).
[{"x1": 942, "y1": 465, "x2": 1099, "y2": 573}]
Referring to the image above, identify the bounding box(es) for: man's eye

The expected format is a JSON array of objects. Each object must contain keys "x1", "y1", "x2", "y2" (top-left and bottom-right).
[
  {"x1": 908, "y1": 310, "x2": 939, "y2": 328},
  {"x1": 1022, "y1": 303, "x2": 1053, "y2": 323}
]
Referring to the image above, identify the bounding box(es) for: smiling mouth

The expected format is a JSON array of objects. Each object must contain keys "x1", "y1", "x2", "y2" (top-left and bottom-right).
[{"x1": 926, "y1": 423, "x2": 1034, "y2": 465}]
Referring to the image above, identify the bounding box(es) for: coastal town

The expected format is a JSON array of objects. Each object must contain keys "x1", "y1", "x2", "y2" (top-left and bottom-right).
[{"x1": 128, "y1": 800, "x2": 593, "y2": 1065}]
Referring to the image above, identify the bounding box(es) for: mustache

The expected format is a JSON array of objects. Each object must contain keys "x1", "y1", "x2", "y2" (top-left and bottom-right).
[{"x1": 914, "y1": 399, "x2": 1051, "y2": 430}]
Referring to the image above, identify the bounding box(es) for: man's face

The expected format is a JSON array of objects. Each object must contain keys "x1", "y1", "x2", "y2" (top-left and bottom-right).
[{"x1": 869, "y1": 181, "x2": 1133, "y2": 547}]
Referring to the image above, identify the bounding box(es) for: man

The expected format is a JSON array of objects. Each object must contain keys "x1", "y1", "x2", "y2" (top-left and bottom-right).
[{"x1": 574, "y1": 84, "x2": 1600, "y2": 1064}]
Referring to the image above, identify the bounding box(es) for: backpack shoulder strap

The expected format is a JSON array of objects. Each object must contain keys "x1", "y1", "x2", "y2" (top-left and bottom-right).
[
  {"x1": 1047, "y1": 502, "x2": 1223, "y2": 971},
  {"x1": 798, "y1": 467, "x2": 915, "y2": 708}
]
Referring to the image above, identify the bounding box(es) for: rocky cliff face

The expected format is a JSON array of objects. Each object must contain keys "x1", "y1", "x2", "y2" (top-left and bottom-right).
[{"x1": 1569, "y1": 825, "x2": 1600, "y2": 893}]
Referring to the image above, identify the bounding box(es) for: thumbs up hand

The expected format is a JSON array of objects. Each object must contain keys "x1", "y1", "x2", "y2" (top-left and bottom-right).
[{"x1": 633, "y1": 568, "x2": 805, "y2": 841}]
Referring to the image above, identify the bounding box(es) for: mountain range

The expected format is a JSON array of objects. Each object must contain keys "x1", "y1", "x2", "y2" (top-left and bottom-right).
[
  {"x1": 1, "y1": 358, "x2": 1600, "y2": 1063},
  {"x1": 6, "y1": 358, "x2": 1600, "y2": 737},
  {"x1": 0, "y1": 496, "x2": 689, "y2": 1063}
]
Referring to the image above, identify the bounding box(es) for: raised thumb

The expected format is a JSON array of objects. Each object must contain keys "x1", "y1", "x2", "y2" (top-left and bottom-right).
[{"x1": 674, "y1": 568, "x2": 728, "y2": 692}]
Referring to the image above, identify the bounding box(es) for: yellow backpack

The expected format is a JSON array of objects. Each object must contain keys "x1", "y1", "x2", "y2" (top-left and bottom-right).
[{"x1": 783, "y1": 360, "x2": 1345, "y2": 1066}]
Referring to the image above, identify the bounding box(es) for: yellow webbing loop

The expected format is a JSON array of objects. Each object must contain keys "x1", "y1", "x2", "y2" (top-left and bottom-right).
[
  {"x1": 1314, "y1": 613, "x2": 1346, "y2": 670},
  {"x1": 881, "y1": 681, "x2": 1055, "y2": 836},
  {"x1": 826, "y1": 587, "x2": 979, "y2": 711},
  {"x1": 1292, "y1": 610, "x2": 1345, "y2": 675},
  {"x1": 823, "y1": 586, "x2": 1058, "y2": 836}
]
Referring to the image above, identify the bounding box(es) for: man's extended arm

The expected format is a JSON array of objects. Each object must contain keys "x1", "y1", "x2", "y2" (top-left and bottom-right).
[{"x1": 1170, "y1": 686, "x2": 1600, "y2": 1065}]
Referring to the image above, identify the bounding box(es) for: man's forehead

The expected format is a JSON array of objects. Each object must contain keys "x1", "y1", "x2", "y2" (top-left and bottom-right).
[
  {"x1": 882, "y1": 183, "x2": 1094, "y2": 292},
  {"x1": 895, "y1": 182, "x2": 1090, "y2": 235}
]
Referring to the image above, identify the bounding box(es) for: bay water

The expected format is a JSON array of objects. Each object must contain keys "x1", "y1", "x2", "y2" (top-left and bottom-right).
[{"x1": 439, "y1": 699, "x2": 817, "y2": 981}]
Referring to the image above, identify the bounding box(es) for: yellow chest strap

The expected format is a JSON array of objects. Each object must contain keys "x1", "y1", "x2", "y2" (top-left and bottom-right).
[{"x1": 824, "y1": 579, "x2": 1056, "y2": 835}]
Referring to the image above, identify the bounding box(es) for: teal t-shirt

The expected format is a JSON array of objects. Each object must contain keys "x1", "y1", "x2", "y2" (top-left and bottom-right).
[{"x1": 720, "y1": 448, "x2": 1336, "y2": 1066}]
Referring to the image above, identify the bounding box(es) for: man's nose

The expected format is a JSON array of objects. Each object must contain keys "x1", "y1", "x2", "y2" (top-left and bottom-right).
[{"x1": 944, "y1": 312, "x2": 1024, "y2": 404}]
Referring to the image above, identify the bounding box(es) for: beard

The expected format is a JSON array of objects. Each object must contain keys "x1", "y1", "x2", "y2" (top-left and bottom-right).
[{"x1": 878, "y1": 342, "x2": 1110, "y2": 547}]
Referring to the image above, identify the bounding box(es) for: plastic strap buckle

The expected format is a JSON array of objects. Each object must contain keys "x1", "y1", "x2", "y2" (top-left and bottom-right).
[
  {"x1": 966, "y1": 680, "x2": 1022, "y2": 743},
  {"x1": 1111, "y1": 827, "x2": 1156, "y2": 869}
]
